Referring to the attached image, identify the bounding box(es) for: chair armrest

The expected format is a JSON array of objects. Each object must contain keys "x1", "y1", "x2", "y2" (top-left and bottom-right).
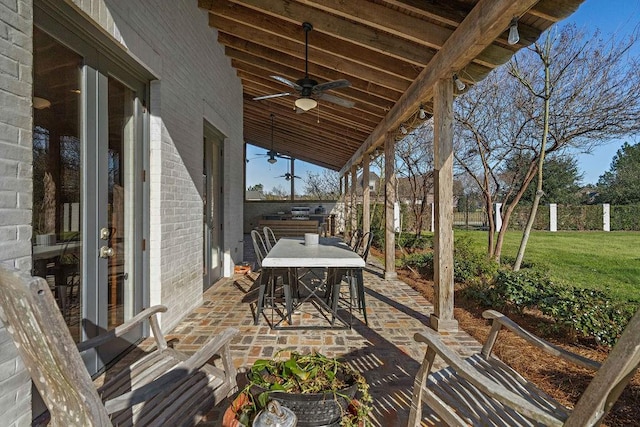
[
  {"x1": 77, "y1": 305, "x2": 168, "y2": 353},
  {"x1": 103, "y1": 327, "x2": 239, "y2": 413},
  {"x1": 482, "y1": 310, "x2": 601, "y2": 371},
  {"x1": 414, "y1": 329, "x2": 567, "y2": 427}
]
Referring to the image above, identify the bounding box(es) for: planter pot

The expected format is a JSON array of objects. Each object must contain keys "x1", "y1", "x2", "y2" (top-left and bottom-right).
[
  {"x1": 222, "y1": 393, "x2": 251, "y2": 427},
  {"x1": 250, "y1": 382, "x2": 358, "y2": 427}
]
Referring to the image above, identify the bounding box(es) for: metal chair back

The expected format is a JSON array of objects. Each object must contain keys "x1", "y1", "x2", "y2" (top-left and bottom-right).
[
  {"x1": 263, "y1": 226, "x2": 277, "y2": 251},
  {"x1": 251, "y1": 229, "x2": 268, "y2": 268}
]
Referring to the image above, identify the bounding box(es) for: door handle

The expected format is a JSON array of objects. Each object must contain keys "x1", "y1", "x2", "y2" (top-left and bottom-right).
[{"x1": 99, "y1": 246, "x2": 114, "y2": 258}]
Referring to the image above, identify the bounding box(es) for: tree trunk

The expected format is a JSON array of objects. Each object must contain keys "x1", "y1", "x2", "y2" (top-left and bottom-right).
[{"x1": 514, "y1": 40, "x2": 552, "y2": 271}]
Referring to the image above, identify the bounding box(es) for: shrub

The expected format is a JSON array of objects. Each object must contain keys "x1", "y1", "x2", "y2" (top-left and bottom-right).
[
  {"x1": 400, "y1": 252, "x2": 433, "y2": 277},
  {"x1": 461, "y1": 266, "x2": 636, "y2": 346},
  {"x1": 397, "y1": 233, "x2": 432, "y2": 250},
  {"x1": 537, "y1": 286, "x2": 637, "y2": 346},
  {"x1": 453, "y1": 235, "x2": 498, "y2": 284}
]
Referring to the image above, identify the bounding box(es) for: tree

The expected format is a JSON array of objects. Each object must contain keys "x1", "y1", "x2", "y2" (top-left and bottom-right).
[
  {"x1": 303, "y1": 169, "x2": 340, "y2": 200},
  {"x1": 596, "y1": 142, "x2": 640, "y2": 204},
  {"x1": 454, "y1": 24, "x2": 640, "y2": 262},
  {"x1": 247, "y1": 183, "x2": 264, "y2": 192},
  {"x1": 265, "y1": 185, "x2": 288, "y2": 200},
  {"x1": 505, "y1": 155, "x2": 582, "y2": 204},
  {"x1": 395, "y1": 121, "x2": 434, "y2": 236}
]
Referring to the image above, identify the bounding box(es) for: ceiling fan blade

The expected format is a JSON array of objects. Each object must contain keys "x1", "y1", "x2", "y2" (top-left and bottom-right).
[
  {"x1": 318, "y1": 93, "x2": 355, "y2": 108},
  {"x1": 253, "y1": 92, "x2": 291, "y2": 101},
  {"x1": 271, "y1": 76, "x2": 303, "y2": 91},
  {"x1": 313, "y1": 79, "x2": 351, "y2": 92}
]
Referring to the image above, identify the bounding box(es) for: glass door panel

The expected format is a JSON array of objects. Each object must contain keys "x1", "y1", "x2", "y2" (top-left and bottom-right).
[
  {"x1": 32, "y1": 27, "x2": 83, "y2": 342},
  {"x1": 32, "y1": 22, "x2": 146, "y2": 376},
  {"x1": 107, "y1": 77, "x2": 135, "y2": 330}
]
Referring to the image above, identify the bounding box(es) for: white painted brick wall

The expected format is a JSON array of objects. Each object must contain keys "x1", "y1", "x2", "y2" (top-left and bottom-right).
[
  {"x1": 0, "y1": 0, "x2": 33, "y2": 425},
  {"x1": 67, "y1": 0, "x2": 245, "y2": 330},
  {"x1": 1, "y1": 1, "x2": 244, "y2": 424}
]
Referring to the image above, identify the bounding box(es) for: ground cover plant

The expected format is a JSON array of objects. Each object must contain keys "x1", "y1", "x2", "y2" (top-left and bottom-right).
[
  {"x1": 382, "y1": 229, "x2": 640, "y2": 425},
  {"x1": 454, "y1": 230, "x2": 640, "y2": 303}
]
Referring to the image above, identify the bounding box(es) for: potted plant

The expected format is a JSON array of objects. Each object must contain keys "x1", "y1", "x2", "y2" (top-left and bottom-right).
[{"x1": 224, "y1": 351, "x2": 372, "y2": 426}]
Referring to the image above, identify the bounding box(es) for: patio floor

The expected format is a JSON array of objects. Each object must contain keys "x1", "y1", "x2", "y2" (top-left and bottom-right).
[{"x1": 109, "y1": 237, "x2": 483, "y2": 426}]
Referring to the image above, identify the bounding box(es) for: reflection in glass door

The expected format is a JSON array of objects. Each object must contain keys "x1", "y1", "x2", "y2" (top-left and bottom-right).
[
  {"x1": 203, "y1": 125, "x2": 223, "y2": 290},
  {"x1": 107, "y1": 78, "x2": 135, "y2": 329},
  {"x1": 32, "y1": 27, "x2": 83, "y2": 342}
]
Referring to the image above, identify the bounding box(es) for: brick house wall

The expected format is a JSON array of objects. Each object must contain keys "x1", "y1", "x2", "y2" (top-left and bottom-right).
[
  {"x1": 0, "y1": 0, "x2": 244, "y2": 424},
  {"x1": 0, "y1": 0, "x2": 34, "y2": 425}
]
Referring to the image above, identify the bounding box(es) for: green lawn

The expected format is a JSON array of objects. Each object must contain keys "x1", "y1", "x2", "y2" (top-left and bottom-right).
[{"x1": 454, "y1": 230, "x2": 640, "y2": 303}]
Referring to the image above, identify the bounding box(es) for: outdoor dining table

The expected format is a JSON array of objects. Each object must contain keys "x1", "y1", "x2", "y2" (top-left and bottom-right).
[{"x1": 257, "y1": 236, "x2": 365, "y2": 329}]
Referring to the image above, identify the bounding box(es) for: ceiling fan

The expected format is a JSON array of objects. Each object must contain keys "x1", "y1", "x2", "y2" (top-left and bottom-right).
[
  {"x1": 252, "y1": 22, "x2": 355, "y2": 111},
  {"x1": 263, "y1": 113, "x2": 290, "y2": 164},
  {"x1": 276, "y1": 172, "x2": 301, "y2": 181}
]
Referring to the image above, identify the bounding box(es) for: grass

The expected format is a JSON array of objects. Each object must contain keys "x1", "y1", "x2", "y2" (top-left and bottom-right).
[{"x1": 453, "y1": 230, "x2": 640, "y2": 303}]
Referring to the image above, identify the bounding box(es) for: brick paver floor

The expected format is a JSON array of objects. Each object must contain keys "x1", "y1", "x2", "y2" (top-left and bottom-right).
[{"x1": 102, "y1": 237, "x2": 482, "y2": 426}]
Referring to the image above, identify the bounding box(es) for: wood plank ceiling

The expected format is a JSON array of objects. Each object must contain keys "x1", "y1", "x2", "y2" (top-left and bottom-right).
[{"x1": 198, "y1": 0, "x2": 585, "y2": 172}]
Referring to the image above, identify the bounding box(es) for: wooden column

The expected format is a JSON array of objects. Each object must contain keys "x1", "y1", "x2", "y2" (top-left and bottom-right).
[
  {"x1": 384, "y1": 132, "x2": 397, "y2": 280},
  {"x1": 290, "y1": 158, "x2": 295, "y2": 201},
  {"x1": 350, "y1": 165, "x2": 358, "y2": 236},
  {"x1": 343, "y1": 173, "x2": 349, "y2": 237},
  {"x1": 431, "y1": 78, "x2": 458, "y2": 332},
  {"x1": 362, "y1": 158, "x2": 370, "y2": 234}
]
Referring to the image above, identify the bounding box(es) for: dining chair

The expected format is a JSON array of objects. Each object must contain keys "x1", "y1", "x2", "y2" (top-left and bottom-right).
[
  {"x1": 263, "y1": 226, "x2": 277, "y2": 251},
  {"x1": 348, "y1": 229, "x2": 363, "y2": 251},
  {"x1": 251, "y1": 230, "x2": 292, "y2": 325},
  {"x1": 250, "y1": 229, "x2": 268, "y2": 268}
]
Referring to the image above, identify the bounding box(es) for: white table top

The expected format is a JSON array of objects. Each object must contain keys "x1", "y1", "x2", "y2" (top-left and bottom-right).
[{"x1": 262, "y1": 237, "x2": 365, "y2": 268}]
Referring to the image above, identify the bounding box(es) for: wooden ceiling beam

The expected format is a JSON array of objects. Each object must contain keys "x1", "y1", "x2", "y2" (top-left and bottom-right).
[
  {"x1": 218, "y1": 32, "x2": 403, "y2": 102},
  {"x1": 244, "y1": 122, "x2": 357, "y2": 160},
  {"x1": 242, "y1": 98, "x2": 371, "y2": 142},
  {"x1": 206, "y1": 5, "x2": 420, "y2": 82},
  {"x1": 245, "y1": 133, "x2": 341, "y2": 170},
  {"x1": 224, "y1": 0, "x2": 435, "y2": 66},
  {"x1": 244, "y1": 120, "x2": 354, "y2": 169},
  {"x1": 294, "y1": 0, "x2": 528, "y2": 69},
  {"x1": 340, "y1": 0, "x2": 544, "y2": 175},
  {"x1": 527, "y1": 0, "x2": 583, "y2": 22},
  {"x1": 243, "y1": 101, "x2": 369, "y2": 144}
]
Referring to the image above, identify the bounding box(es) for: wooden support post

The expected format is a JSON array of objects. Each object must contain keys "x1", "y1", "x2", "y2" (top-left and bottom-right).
[
  {"x1": 362, "y1": 158, "x2": 370, "y2": 235},
  {"x1": 351, "y1": 165, "x2": 358, "y2": 236},
  {"x1": 384, "y1": 132, "x2": 397, "y2": 280},
  {"x1": 343, "y1": 173, "x2": 350, "y2": 237},
  {"x1": 290, "y1": 158, "x2": 295, "y2": 201},
  {"x1": 431, "y1": 78, "x2": 458, "y2": 332}
]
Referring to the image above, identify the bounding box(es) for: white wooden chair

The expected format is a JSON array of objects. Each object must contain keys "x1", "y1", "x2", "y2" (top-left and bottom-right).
[
  {"x1": 0, "y1": 265, "x2": 239, "y2": 426},
  {"x1": 408, "y1": 309, "x2": 640, "y2": 426}
]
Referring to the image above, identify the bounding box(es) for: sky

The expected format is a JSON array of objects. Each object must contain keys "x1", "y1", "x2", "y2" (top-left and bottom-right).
[{"x1": 245, "y1": 0, "x2": 640, "y2": 193}]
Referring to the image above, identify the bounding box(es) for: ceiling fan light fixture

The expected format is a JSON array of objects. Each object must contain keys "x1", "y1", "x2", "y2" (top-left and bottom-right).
[
  {"x1": 33, "y1": 96, "x2": 51, "y2": 110},
  {"x1": 295, "y1": 97, "x2": 318, "y2": 111},
  {"x1": 267, "y1": 155, "x2": 277, "y2": 164}
]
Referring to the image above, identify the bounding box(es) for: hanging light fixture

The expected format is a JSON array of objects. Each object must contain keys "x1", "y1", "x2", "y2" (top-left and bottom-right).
[
  {"x1": 268, "y1": 113, "x2": 277, "y2": 164},
  {"x1": 453, "y1": 74, "x2": 466, "y2": 91},
  {"x1": 418, "y1": 104, "x2": 427, "y2": 119},
  {"x1": 295, "y1": 97, "x2": 318, "y2": 111},
  {"x1": 508, "y1": 18, "x2": 520, "y2": 45},
  {"x1": 33, "y1": 96, "x2": 51, "y2": 109}
]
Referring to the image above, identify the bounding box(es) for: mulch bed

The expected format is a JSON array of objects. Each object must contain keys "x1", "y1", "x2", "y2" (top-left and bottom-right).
[{"x1": 372, "y1": 246, "x2": 640, "y2": 426}]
